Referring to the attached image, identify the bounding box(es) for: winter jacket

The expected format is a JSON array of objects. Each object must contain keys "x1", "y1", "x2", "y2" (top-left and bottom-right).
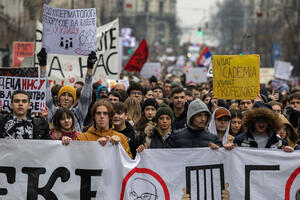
[
  {"x1": 170, "y1": 102, "x2": 189, "y2": 130},
  {"x1": 77, "y1": 125, "x2": 132, "y2": 158},
  {"x1": 167, "y1": 99, "x2": 221, "y2": 148},
  {"x1": 115, "y1": 121, "x2": 137, "y2": 158},
  {"x1": 41, "y1": 70, "x2": 92, "y2": 132},
  {"x1": 0, "y1": 112, "x2": 51, "y2": 140},
  {"x1": 145, "y1": 127, "x2": 170, "y2": 149},
  {"x1": 234, "y1": 107, "x2": 286, "y2": 149}
]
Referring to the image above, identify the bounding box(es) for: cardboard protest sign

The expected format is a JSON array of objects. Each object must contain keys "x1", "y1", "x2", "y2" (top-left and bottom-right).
[
  {"x1": 260, "y1": 68, "x2": 274, "y2": 84},
  {"x1": 140, "y1": 62, "x2": 161, "y2": 79},
  {"x1": 35, "y1": 19, "x2": 120, "y2": 86},
  {"x1": 213, "y1": 55, "x2": 260, "y2": 100},
  {"x1": 0, "y1": 76, "x2": 46, "y2": 112},
  {"x1": 0, "y1": 67, "x2": 38, "y2": 77},
  {"x1": 186, "y1": 68, "x2": 207, "y2": 83},
  {"x1": 274, "y1": 60, "x2": 293, "y2": 80},
  {"x1": 42, "y1": 4, "x2": 97, "y2": 56},
  {"x1": 13, "y1": 42, "x2": 34, "y2": 68}
]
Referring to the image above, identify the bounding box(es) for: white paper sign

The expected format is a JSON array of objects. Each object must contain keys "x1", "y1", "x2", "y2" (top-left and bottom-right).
[
  {"x1": 0, "y1": 76, "x2": 46, "y2": 112},
  {"x1": 1, "y1": 141, "x2": 300, "y2": 199},
  {"x1": 260, "y1": 68, "x2": 275, "y2": 84},
  {"x1": 42, "y1": 4, "x2": 97, "y2": 56},
  {"x1": 274, "y1": 60, "x2": 293, "y2": 80},
  {"x1": 35, "y1": 19, "x2": 120, "y2": 86},
  {"x1": 140, "y1": 62, "x2": 161, "y2": 79},
  {"x1": 186, "y1": 68, "x2": 208, "y2": 83}
]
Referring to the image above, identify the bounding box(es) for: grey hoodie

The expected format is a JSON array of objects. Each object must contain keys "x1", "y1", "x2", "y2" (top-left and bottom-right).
[{"x1": 187, "y1": 99, "x2": 211, "y2": 129}]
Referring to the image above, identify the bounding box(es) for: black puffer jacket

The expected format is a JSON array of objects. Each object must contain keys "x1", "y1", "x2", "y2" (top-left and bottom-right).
[
  {"x1": 166, "y1": 99, "x2": 221, "y2": 148},
  {"x1": 170, "y1": 102, "x2": 189, "y2": 130},
  {"x1": 146, "y1": 127, "x2": 170, "y2": 149},
  {"x1": 116, "y1": 121, "x2": 138, "y2": 158},
  {"x1": 0, "y1": 112, "x2": 51, "y2": 139}
]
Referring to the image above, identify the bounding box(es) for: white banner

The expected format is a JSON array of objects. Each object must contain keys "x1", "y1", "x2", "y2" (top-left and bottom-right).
[
  {"x1": 274, "y1": 60, "x2": 293, "y2": 80},
  {"x1": 35, "y1": 19, "x2": 120, "y2": 86},
  {"x1": 42, "y1": 4, "x2": 97, "y2": 56},
  {"x1": 186, "y1": 68, "x2": 208, "y2": 83},
  {"x1": 140, "y1": 62, "x2": 162, "y2": 79},
  {"x1": 1, "y1": 140, "x2": 300, "y2": 199},
  {"x1": 0, "y1": 76, "x2": 46, "y2": 112}
]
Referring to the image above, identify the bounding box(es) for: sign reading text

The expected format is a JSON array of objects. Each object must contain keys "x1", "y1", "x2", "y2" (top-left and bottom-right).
[
  {"x1": 0, "y1": 76, "x2": 46, "y2": 112},
  {"x1": 13, "y1": 42, "x2": 34, "y2": 68},
  {"x1": 213, "y1": 55, "x2": 260, "y2": 100},
  {"x1": 42, "y1": 4, "x2": 97, "y2": 56}
]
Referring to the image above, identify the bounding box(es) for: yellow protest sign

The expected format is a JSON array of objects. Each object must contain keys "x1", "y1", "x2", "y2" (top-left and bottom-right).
[{"x1": 213, "y1": 55, "x2": 260, "y2": 100}]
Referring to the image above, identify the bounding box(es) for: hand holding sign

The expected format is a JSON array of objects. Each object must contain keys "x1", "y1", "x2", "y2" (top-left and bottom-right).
[
  {"x1": 87, "y1": 51, "x2": 97, "y2": 69},
  {"x1": 37, "y1": 48, "x2": 47, "y2": 66}
]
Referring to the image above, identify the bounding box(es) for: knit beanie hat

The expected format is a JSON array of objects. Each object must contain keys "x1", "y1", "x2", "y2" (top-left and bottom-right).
[
  {"x1": 142, "y1": 98, "x2": 159, "y2": 111},
  {"x1": 155, "y1": 103, "x2": 174, "y2": 122},
  {"x1": 57, "y1": 85, "x2": 76, "y2": 102},
  {"x1": 96, "y1": 85, "x2": 108, "y2": 100}
]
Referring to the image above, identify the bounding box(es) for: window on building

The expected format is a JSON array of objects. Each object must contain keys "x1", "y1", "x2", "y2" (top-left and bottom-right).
[
  {"x1": 159, "y1": 1, "x2": 164, "y2": 14},
  {"x1": 145, "y1": 1, "x2": 149, "y2": 12}
]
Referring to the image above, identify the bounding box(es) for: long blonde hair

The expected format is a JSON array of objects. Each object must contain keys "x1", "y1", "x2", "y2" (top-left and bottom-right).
[{"x1": 124, "y1": 97, "x2": 141, "y2": 124}]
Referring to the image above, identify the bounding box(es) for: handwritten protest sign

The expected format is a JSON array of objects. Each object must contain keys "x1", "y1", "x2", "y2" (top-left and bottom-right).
[
  {"x1": 213, "y1": 55, "x2": 260, "y2": 100},
  {"x1": 35, "y1": 19, "x2": 120, "y2": 86},
  {"x1": 0, "y1": 67, "x2": 38, "y2": 77},
  {"x1": 274, "y1": 60, "x2": 293, "y2": 80},
  {"x1": 42, "y1": 4, "x2": 97, "y2": 56},
  {"x1": 0, "y1": 76, "x2": 46, "y2": 112},
  {"x1": 13, "y1": 42, "x2": 34, "y2": 68},
  {"x1": 186, "y1": 68, "x2": 207, "y2": 83},
  {"x1": 140, "y1": 62, "x2": 161, "y2": 79}
]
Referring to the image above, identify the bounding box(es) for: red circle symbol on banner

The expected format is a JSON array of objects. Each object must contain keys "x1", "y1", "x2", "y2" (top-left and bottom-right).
[
  {"x1": 120, "y1": 167, "x2": 170, "y2": 200},
  {"x1": 285, "y1": 166, "x2": 300, "y2": 200}
]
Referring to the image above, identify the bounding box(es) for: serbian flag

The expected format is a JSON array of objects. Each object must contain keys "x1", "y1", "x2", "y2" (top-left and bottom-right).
[
  {"x1": 124, "y1": 39, "x2": 148, "y2": 72},
  {"x1": 196, "y1": 46, "x2": 212, "y2": 67}
]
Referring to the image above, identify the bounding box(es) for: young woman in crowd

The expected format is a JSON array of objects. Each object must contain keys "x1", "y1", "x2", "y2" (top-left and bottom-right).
[
  {"x1": 229, "y1": 109, "x2": 243, "y2": 136},
  {"x1": 124, "y1": 97, "x2": 142, "y2": 126},
  {"x1": 277, "y1": 114, "x2": 299, "y2": 150},
  {"x1": 51, "y1": 107, "x2": 80, "y2": 145}
]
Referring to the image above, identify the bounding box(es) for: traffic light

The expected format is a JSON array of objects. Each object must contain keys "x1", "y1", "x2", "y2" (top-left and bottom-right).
[{"x1": 198, "y1": 27, "x2": 203, "y2": 36}]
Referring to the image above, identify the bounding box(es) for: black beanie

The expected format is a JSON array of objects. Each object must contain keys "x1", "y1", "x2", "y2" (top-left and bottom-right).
[
  {"x1": 155, "y1": 103, "x2": 174, "y2": 122},
  {"x1": 142, "y1": 98, "x2": 159, "y2": 111}
]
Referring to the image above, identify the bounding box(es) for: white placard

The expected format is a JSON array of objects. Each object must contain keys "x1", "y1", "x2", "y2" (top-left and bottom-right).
[
  {"x1": 0, "y1": 76, "x2": 46, "y2": 112},
  {"x1": 260, "y1": 68, "x2": 275, "y2": 84},
  {"x1": 186, "y1": 68, "x2": 208, "y2": 83},
  {"x1": 42, "y1": 4, "x2": 97, "y2": 56},
  {"x1": 140, "y1": 62, "x2": 161, "y2": 79},
  {"x1": 36, "y1": 19, "x2": 120, "y2": 86},
  {"x1": 274, "y1": 60, "x2": 293, "y2": 80}
]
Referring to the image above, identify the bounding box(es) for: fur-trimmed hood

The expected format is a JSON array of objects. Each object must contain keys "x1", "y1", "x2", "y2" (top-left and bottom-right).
[{"x1": 243, "y1": 107, "x2": 282, "y2": 131}]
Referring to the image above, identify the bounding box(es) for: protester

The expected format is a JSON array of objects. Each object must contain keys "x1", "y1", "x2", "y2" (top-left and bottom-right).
[
  {"x1": 234, "y1": 107, "x2": 293, "y2": 152},
  {"x1": 113, "y1": 82, "x2": 126, "y2": 92},
  {"x1": 208, "y1": 107, "x2": 234, "y2": 145},
  {"x1": 96, "y1": 85, "x2": 108, "y2": 100},
  {"x1": 153, "y1": 85, "x2": 164, "y2": 98},
  {"x1": 229, "y1": 109, "x2": 243, "y2": 136},
  {"x1": 127, "y1": 82, "x2": 144, "y2": 103},
  {"x1": 113, "y1": 102, "x2": 138, "y2": 158},
  {"x1": 108, "y1": 91, "x2": 121, "y2": 104},
  {"x1": 288, "y1": 93, "x2": 300, "y2": 111},
  {"x1": 277, "y1": 114, "x2": 299, "y2": 150},
  {"x1": 124, "y1": 97, "x2": 142, "y2": 126},
  {"x1": 238, "y1": 99, "x2": 253, "y2": 113},
  {"x1": 170, "y1": 87, "x2": 189, "y2": 130},
  {"x1": 163, "y1": 80, "x2": 172, "y2": 98},
  {"x1": 77, "y1": 100, "x2": 132, "y2": 158},
  {"x1": 144, "y1": 87, "x2": 154, "y2": 100},
  {"x1": 51, "y1": 107, "x2": 79, "y2": 145},
  {"x1": 74, "y1": 81, "x2": 84, "y2": 89},
  {"x1": 166, "y1": 99, "x2": 221, "y2": 148},
  {"x1": 38, "y1": 48, "x2": 96, "y2": 132},
  {"x1": 0, "y1": 90, "x2": 51, "y2": 139},
  {"x1": 269, "y1": 100, "x2": 283, "y2": 115}
]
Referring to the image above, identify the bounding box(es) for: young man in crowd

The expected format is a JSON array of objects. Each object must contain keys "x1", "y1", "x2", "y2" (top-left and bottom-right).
[
  {"x1": 288, "y1": 93, "x2": 300, "y2": 111},
  {"x1": 77, "y1": 100, "x2": 132, "y2": 158},
  {"x1": 238, "y1": 99, "x2": 253, "y2": 113},
  {"x1": 112, "y1": 102, "x2": 138, "y2": 158},
  {"x1": 38, "y1": 48, "x2": 97, "y2": 132},
  {"x1": 0, "y1": 90, "x2": 51, "y2": 139},
  {"x1": 127, "y1": 82, "x2": 144, "y2": 103},
  {"x1": 163, "y1": 80, "x2": 172, "y2": 98},
  {"x1": 170, "y1": 87, "x2": 189, "y2": 130},
  {"x1": 153, "y1": 85, "x2": 164, "y2": 99},
  {"x1": 108, "y1": 91, "x2": 121, "y2": 104}
]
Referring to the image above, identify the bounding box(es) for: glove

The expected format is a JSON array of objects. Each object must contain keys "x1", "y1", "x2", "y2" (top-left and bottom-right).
[
  {"x1": 37, "y1": 48, "x2": 47, "y2": 66},
  {"x1": 87, "y1": 51, "x2": 97, "y2": 69}
]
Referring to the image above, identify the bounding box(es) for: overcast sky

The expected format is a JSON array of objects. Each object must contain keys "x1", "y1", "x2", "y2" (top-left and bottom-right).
[{"x1": 176, "y1": 0, "x2": 222, "y2": 45}]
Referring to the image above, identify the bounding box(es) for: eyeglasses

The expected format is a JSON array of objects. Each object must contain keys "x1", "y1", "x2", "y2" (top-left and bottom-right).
[
  {"x1": 131, "y1": 91, "x2": 143, "y2": 95},
  {"x1": 95, "y1": 111, "x2": 108, "y2": 116},
  {"x1": 13, "y1": 99, "x2": 28, "y2": 103},
  {"x1": 129, "y1": 191, "x2": 158, "y2": 200}
]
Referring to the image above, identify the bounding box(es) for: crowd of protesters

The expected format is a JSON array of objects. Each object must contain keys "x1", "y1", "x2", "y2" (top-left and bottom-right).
[{"x1": 0, "y1": 48, "x2": 300, "y2": 198}]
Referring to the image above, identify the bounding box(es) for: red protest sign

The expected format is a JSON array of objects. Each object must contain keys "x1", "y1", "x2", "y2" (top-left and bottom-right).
[{"x1": 13, "y1": 42, "x2": 34, "y2": 68}]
